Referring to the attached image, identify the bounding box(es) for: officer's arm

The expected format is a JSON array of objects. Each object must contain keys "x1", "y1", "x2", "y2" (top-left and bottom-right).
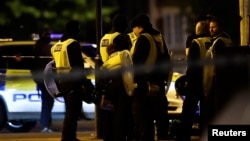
[
  {"x1": 187, "y1": 41, "x2": 200, "y2": 61},
  {"x1": 186, "y1": 41, "x2": 201, "y2": 85},
  {"x1": 67, "y1": 42, "x2": 86, "y2": 79},
  {"x1": 67, "y1": 42, "x2": 84, "y2": 68}
]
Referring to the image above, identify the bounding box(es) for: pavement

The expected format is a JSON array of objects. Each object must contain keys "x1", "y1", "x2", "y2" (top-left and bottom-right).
[
  {"x1": 0, "y1": 131, "x2": 200, "y2": 141},
  {"x1": 0, "y1": 119, "x2": 201, "y2": 141},
  {"x1": 0, "y1": 131, "x2": 102, "y2": 141}
]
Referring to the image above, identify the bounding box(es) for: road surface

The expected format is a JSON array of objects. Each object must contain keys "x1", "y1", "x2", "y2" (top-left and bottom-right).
[{"x1": 0, "y1": 119, "x2": 200, "y2": 141}]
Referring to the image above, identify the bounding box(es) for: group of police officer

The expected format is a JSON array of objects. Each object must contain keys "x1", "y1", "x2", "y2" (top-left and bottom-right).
[
  {"x1": 98, "y1": 14, "x2": 172, "y2": 141},
  {"x1": 40, "y1": 14, "x2": 170, "y2": 141},
  {"x1": 45, "y1": 12, "x2": 234, "y2": 141},
  {"x1": 102, "y1": 13, "x2": 246, "y2": 141},
  {"x1": 97, "y1": 13, "x2": 235, "y2": 141}
]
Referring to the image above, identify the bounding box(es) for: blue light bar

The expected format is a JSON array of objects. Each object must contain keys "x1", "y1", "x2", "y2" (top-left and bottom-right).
[{"x1": 50, "y1": 34, "x2": 62, "y2": 39}]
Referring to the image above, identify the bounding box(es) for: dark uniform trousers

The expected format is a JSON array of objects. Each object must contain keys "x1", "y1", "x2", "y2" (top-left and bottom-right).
[
  {"x1": 132, "y1": 82, "x2": 169, "y2": 141},
  {"x1": 100, "y1": 76, "x2": 134, "y2": 141},
  {"x1": 61, "y1": 88, "x2": 82, "y2": 141}
]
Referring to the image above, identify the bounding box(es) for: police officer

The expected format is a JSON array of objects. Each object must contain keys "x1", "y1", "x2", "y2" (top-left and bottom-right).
[
  {"x1": 98, "y1": 14, "x2": 133, "y2": 141},
  {"x1": 130, "y1": 14, "x2": 171, "y2": 141},
  {"x1": 100, "y1": 43, "x2": 134, "y2": 141},
  {"x1": 51, "y1": 20, "x2": 86, "y2": 141},
  {"x1": 100, "y1": 14, "x2": 131, "y2": 63},
  {"x1": 209, "y1": 17, "x2": 232, "y2": 47},
  {"x1": 175, "y1": 20, "x2": 211, "y2": 141},
  {"x1": 204, "y1": 16, "x2": 233, "y2": 126}
]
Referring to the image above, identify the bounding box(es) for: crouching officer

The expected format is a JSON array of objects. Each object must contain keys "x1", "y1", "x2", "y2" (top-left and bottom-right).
[{"x1": 97, "y1": 43, "x2": 135, "y2": 141}]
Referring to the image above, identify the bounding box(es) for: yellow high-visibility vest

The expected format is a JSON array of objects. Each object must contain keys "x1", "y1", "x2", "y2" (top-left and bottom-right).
[
  {"x1": 50, "y1": 39, "x2": 75, "y2": 73},
  {"x1": 142, "y1": 33, "x2": 157, "y2": 66},
  {"x1": 100, "y1": 32, "x2": 120, "y2": 62},
  {"x1": 203, "y1": 36, "x2": 232, "y2": 96},
  {"x1": 192, "y1": 37, "x2": 211, "y2": 59}
]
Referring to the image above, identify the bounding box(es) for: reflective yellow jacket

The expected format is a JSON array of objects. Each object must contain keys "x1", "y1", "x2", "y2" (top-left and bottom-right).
[
  {"x1": 50, "y1": 39, "x2": 75, "y2": 73},
  {"x1": 100, "y1": 32, "x2": 120, "y2": 62}
]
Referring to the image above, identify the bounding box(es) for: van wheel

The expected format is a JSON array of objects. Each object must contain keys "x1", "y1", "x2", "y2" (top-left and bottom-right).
[
  {"x1": 0, "y1": 103, "x2": 7, "y2": 130},
  {"x1": 5, "y1": 120, "x2": 37, "y2": 132}
]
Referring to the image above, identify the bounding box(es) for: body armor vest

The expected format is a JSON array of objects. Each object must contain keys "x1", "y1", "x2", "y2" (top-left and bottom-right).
[{"x1": 100, "y1": 32, "x2": 120, "y2": 62}]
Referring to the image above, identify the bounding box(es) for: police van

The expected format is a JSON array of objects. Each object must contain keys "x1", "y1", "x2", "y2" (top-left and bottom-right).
[
  {"x1": 0, "y1": 39, "x2": 97, "y2": 132},
  {"x1": 0, "y1": 39, "x2": 184, "y2": 132}
]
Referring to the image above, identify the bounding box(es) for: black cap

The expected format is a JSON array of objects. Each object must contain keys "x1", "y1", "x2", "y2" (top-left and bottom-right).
[{"x1": 130, "y1": 14, "x2": 152, "y2": 29}]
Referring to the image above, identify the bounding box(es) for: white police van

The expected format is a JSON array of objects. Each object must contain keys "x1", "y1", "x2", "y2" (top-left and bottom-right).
[{"x1": 0, "y1": 39, "x2": 96, "y2": 132}]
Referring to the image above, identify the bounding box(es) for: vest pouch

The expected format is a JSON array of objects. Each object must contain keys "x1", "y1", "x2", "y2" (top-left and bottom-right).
[{"x1": 147, "y1": 82, "x2": 161, "y2": 96}]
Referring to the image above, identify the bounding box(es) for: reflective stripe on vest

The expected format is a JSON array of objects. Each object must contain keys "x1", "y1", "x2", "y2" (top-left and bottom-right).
[
  {"x1": 128, "y1": 32, "x2": 138, "y2": 56},
  {"x1": 214, "y1": 37, "x2": 233, "y2": 47},
  {"x1": 51, "y1": 39, "x2": 75, "y2": 73},
  {"x1": 100, "y1": 32, "x2": 120, "y2": 62},
  {"x1": 141, "y1": 33, "x2": 158, "y2": 66},
  {"x1": 101, "y1": 51, "x2": 122, "y2": 70}
]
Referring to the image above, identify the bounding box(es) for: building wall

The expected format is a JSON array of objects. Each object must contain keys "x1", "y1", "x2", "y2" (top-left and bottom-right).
[{"x1": 149, "y1": 0, "x2": 187, "y2": 59}]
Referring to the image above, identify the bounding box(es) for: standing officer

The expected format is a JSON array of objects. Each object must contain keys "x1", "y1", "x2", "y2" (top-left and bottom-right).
[
  {"x1": 203, "y1": 16, "x2": 233, "y2": 126},
  {"x1": 175, "y1": 20, "x2": 211, "y2": 141},
  {"x1": 100, "y1": 14, "x2": 131, "y2": 63},
  {"x1": 31, "y1": 27, "x2": 54, "y2": 133},
  {"x1": 51, "y1": 20, "x2": 86, "y2": 141},
  {"x1": 130, "y1": 14, "x2": 171, "y2": 141},
  {"x1": 98, "y1": 14, "x2": 133, "y2": 141}
]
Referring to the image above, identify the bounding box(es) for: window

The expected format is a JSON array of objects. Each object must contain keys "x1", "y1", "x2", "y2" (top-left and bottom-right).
[{"x1": 161, "y1": 7, "x2": 187, "y2": 51}]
